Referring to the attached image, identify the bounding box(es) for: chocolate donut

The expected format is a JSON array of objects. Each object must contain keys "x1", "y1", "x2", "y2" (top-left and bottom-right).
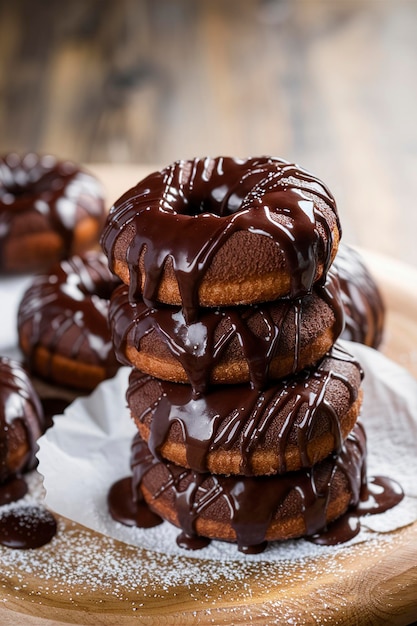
[
  {"x1": 0, "y1": 357, "x2": 46, "y2": 484},
  {"x1": 131, "y1": 423, "x2": 367, "y2": 552},
  {"x1": 110, "y1": 269, "x2": 345, "y2": 393},
  {"x1": 18, "y1": 251, "x2": 120, "y2": 391},
  {"x1": 127, "y1": 344, "x2": 363, "y2": 476},
  {"x1": 333, "y1": 244, "x2": 385, "y2": 349},
  {"x1": 0, "y1": 153, "x2": 106, "y2": 273},
  {"x1": 101, "y1": 157, "x2": 341, "y2": 321}
]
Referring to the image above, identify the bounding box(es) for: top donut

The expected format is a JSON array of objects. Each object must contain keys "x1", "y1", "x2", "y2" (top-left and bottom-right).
[{"x1": 101, "y1": 157, "x2": 341, "y2": 319}]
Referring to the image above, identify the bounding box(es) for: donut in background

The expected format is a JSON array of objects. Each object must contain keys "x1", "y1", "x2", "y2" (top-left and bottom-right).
[{"x1": 0, "y1": 153, "x2": 106, "y2": 274}]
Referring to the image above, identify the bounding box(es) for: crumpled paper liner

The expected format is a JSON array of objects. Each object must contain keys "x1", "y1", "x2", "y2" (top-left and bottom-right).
[{"x1": 37, "y1": 340, "x2": 417, "y2": 562}]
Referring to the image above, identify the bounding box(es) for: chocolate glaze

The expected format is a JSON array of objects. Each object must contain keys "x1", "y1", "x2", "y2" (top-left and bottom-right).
[
  {"x1": 18, "y1": 251, "x2": 120, "y2": 386},
  {"x1": 0, "y1": 476, "x2": 28, "y2": 506},
  {"x1": 127, "y1": 423, "x2": 383, "y2": 553},
  {"x1": 101, "y1": 157, "x2": 341, "y2": 321},
  {"x1": 333, "y1": 244, "x2": 385, "y2": 349},
  {"x1": 110, "y1": 268, "x2": 345, "y2": 394},
  {"x1": 108, "y1": 476, "x2": 163, "y2": 528},
  {"x1": 0, "y1": 357, "x2": 46, "y2": 484},
  {"x1": 0, "y1": 505, "x2": 57, "y2": 549},
  {"x1": 309, "y1": 476, "x2": 404, "y2": 546},
  {"x1": 0, "y1": 153, "x2": 105, "y2": 272},
  {"x1": 127, "y1": 343, "x2": 363, "y2": 475}
]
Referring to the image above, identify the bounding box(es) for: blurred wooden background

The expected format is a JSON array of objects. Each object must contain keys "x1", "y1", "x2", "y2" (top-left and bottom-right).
[{"x1": 1, "y1": 0, "x2": 417, "y2": 269}]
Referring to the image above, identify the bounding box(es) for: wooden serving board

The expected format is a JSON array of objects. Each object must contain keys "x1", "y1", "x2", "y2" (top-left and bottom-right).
[{"x1": 0, "y1": 168, "x2": 417, "y2": 625}]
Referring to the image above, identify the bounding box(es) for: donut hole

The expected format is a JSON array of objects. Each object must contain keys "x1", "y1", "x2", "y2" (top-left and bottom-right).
[
  {"x1": 179, "y1": 196, "x2": 224, "y2": 217},
  {"x1": 179, "y1": 185, "x2": 252, "y2": 217},
  {"x1": 169, "y1": 157, "x2": 267, "y2": 217}
]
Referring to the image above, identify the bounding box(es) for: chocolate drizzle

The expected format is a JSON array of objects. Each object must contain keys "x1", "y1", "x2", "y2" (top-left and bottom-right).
[
  {"x1": 333, "y1": 244, "x2": 385, "y2": 349},
  {"x1": 18, "y1": 251, "x2": 120, "y2": 385},
  {"x1": 101, "y1": 157, "x2": 341, "y2": 322},
  {"x1": 0, "y1": 153, "x2": 105, "y2": 272},
  {"x1": 127, "y1": 343, "x2": 363, "y2": 475},
  {"x1": 110, "y1": 268, "x2": 345, "y2": 394}
]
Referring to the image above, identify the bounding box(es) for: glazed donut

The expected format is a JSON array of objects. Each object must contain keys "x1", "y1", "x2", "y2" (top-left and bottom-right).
[
  {"x1": 0, "y1": 357, "x2": 46, "y2": 485},
  {"x1": 18, "y1": 251, "x2": 120, "y2": 391},
  {"x1": 110, "y1": 269, "x2": 345, "y2": 393},
  {"x1": 0, "y1": 153, "x2": 106, "y2": 273},
  {"x1": 127, "y1": 344, "x2": 363, "y2": 476},
  {"x1": 333, "y1": 244, "x2": 385, "y2": 349},
  {"x1": 101, "y1": 157, "x2": 341, "y2": 320},
  {"x1": 131, "y1": 423, "x2": 367, "y2": 552}
]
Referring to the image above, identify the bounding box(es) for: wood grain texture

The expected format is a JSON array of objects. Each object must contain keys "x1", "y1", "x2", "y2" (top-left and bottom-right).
[{"x1": 0, "y1": 0, "x2": 417, "y2": 267}]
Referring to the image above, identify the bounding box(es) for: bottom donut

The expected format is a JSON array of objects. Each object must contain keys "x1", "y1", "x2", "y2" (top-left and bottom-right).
[
  {"x1": 108, "y1": 422, "x2": 404, "y2": 554},
  {"x1": 127, "y1": 424, "x2": 369, "y2": 553}
]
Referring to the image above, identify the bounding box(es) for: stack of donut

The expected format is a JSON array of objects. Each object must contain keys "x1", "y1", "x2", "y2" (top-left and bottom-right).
[{"x1": 103, "y1": 156, "x2": 369, "y2": 553}]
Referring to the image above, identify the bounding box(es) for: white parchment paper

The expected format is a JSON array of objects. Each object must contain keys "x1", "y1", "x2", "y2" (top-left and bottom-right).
[{"x1": 36, "y1": 340, "x2": 417, "y2": 562}]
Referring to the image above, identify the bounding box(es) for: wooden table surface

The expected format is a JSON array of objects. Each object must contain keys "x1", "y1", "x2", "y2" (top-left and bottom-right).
[{"x1": 1, "y1": 0, "x2": 417, "y2": 269}]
